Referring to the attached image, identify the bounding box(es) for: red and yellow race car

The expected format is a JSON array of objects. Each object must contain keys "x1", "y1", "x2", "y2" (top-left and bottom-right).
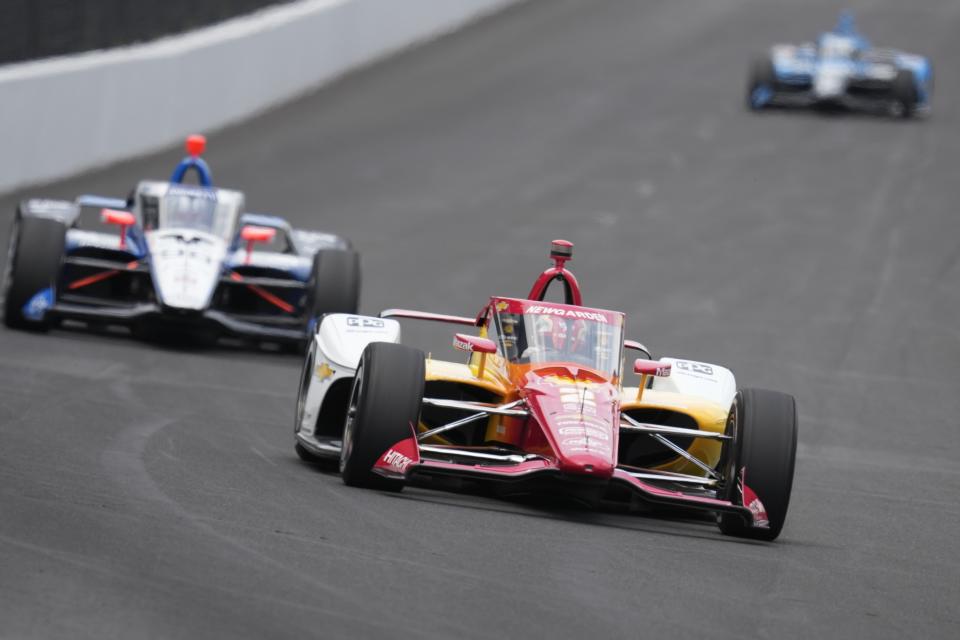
[{"x1": 295, "y1": 241, "x2": 798, "y2": 540}]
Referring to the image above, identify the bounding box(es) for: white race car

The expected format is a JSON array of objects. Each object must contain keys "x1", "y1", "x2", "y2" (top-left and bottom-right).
[{"x1": 3, "y1": 135, "x2": 358, "y2": 347}]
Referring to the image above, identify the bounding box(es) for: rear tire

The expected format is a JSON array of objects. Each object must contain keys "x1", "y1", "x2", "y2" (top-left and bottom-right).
[
  {"x1": 891, "y1": 69, "x2": 918, "y2": 118},
  {"x1": 308, "y1": 249, "x2": 360, "y2": 322},
  {"x1": 717, "y1": 388, "x2": 798, "y2": 541},
  {"x1": 746, "y1": 56, "x2": 777, "y2": 111},
  {"x1": 3, "y1": 215, "x2": 66, "y2": 330},
  {"x1": 340, "y1": 342, "x2": 425, "y2": 491}
]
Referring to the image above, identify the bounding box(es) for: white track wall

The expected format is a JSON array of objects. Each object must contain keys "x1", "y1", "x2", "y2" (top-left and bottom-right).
[{"x1": 0, "y1": 0, "x2": 516, "y2": 194}]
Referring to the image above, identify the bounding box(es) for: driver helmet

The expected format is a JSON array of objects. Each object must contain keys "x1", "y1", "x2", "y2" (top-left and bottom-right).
[{"x1": 535, "y1": 316, "x2": 588, "y2": 355}]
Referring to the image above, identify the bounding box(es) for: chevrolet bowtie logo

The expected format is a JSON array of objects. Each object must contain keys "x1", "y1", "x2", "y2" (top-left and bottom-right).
[{"x1": 315, "y1": 362, "x2": 335, "y2": 380}]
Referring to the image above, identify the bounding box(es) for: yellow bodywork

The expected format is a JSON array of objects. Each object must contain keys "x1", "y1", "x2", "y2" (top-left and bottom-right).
[
  {"x1": 425, "y1": 357, "x2": 510, "y2": 397},
  {"x1": 421, "y1": 357, "x2": 511, "y2": 445},
  {"x1": 420, "y1": 355, "x2": 727, "y2": 476},
  {"x1": 621, "y1": 387, "x2": 728, "y2": 476}
]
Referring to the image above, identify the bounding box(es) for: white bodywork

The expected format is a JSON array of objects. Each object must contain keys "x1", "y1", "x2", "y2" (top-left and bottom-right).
[
  {"x1": 813, "y1": 60, "x2": 849, "y2": 99},
  {"x1": 651, "y1": 357, "x2": 737, "y2": 409},
  {"x1": 771, "y1": 44, "x2": 815, "y2": 76},
  {"x1": 147, "y1": 230, "x2": 227, "y2": 310},
  {"x1": 296, "y1": 314, "x2": 401, "y2": 451},
  {"x1": 770, "y1": 40, "x2": 910, "y2": 102},
  {"x1": 134, "y1": 181, "x2": 244, "y2": 311}
]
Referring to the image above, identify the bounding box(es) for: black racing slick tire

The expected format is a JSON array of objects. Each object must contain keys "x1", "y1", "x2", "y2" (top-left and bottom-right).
[
  {"x1": 717, "y1": 388, "x2": 798, "y2": 541},
  {"x1": 891, "y1": 69, "x2": 918, "y2": 119},
  {"x1": 746, "y1": 56, "x2": 777, "y2": 111},
  {"x1": 340, "y1": 342, "x2": 425, "y2": 491},
  {"x1": 3, "y1": 215, "x2": 66, "y2": 330},
  {"x1": 308, "y1": 249, "x2": 360, "y2": 321}
]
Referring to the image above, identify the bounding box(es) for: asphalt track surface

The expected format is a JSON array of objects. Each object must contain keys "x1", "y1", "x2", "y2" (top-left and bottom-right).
[{"x1": 2, "y1": 1, "x2": 959, "y2": 638}]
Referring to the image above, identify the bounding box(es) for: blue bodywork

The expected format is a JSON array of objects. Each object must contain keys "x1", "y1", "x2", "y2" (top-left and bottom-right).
[
  {"x1": 6, "y1": 141, "x2": 354, "y2": 344},
  {"x1": 170, "y1": 156, "x2": 213, "y2": 187},
  {"x1": 751, "y1": 12, "x2": 932, "y2": 115},
  {"x1": 22, "y1": 287, "x2": 54, "y2": 322}
]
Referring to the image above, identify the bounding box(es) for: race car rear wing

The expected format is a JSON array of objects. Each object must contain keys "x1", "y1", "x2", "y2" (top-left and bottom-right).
[
  {"x1": 379, "y1": 308, "x2": 476, "y2": 326},
  {"x1": 77, "y1": 195, "x2": 129, "y2": 210}
]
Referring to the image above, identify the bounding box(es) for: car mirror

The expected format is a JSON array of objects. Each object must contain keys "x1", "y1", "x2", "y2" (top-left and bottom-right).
[
  {"x1": 633, "y1": 358, "x2": 670, "y2": 402},
  {"x1": 453, "y1": 333, "x2": 497, "y2": 354},
  {"x1": 101, "y1": 208, "x2": 135, "y2": 249},
  {"x1": 101, "y1": 208, "x2": 135, "y2": 227},
  {"x1": 240, "y1": 225, "x2": 276, "y2": 243},
  {"x1": 240, "y1": 225, "x2": 276, "y2": 264},
  {"x1": 634, "y1": 359, "x2": 670, "y2": 377}
]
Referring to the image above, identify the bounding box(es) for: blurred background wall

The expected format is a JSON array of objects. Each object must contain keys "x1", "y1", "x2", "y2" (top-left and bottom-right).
[
  {"x1": 0, "y1": 0, "x2": 517, "y2": 194},
  {"x1": 0, "y1": 0, "x2": 293, "y2": 65}
]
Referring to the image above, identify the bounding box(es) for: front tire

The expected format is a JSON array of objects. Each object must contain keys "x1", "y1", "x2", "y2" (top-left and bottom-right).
[
  {"x1": 3, "y1": 215, "x2": 66, "y2": 330},
  {"x1": 340, "y1": 342, "x2": 425, "y2": 491},
  {"x1": 746, "y1": 56, "x2": 777, "y2": 111},
  {"x1": 308, "y1": 249, "x2": 360, "y2": 323},
  {"x1": 717, "y1": 388, "x2": 798, "y2": 541},
  {"x1": 891, "y1": 69, "x2": 918, "y2": 119}
]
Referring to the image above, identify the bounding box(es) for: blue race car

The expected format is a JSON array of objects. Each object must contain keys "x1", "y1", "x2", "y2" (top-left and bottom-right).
[
  {"x1": 2, "y1": 135, "x2": 359, "y2": 348},
  {"x1": 747, "y1": 11, "x2": 932, "y2": 118}
]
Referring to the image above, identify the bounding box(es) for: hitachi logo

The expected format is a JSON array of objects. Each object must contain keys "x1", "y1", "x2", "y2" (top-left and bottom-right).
[{"x1": 382, "y1": 449, "x2": 414, "y2": 473}]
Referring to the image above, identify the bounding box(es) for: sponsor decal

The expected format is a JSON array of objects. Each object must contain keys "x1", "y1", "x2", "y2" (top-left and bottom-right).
[
  {"x1": 314, "y1": 362, "x2": 336, "y2": 381},
  {"x1": 558, "y1": 417, "x2": 612, "y2": 454},
  {"x1": 558, "y1": 426, "x2": 609, "y2": 440},
  {"x1": 561, "y1": 437, "x2": 610, "y2": 448},
  {"x1": 167, "y1": 184, "x2": 217, "y2": 200},
  {"x1": 382, "y1": 449, "x2": 414, "y2": 473},
  {"x1": 566, "y1": 445, "x2": 612, "y2": 454},
  {"x1": 674, "y1": 360, "x2": 715, "y2": 377},
  {"x1": 346, "y1": 316, "x2": 384, "y2": 329},
  {"x1": 22, "y1": 287, "x2": 54, "y2": 321},
  {"x1": 526, "y1": 305, "x2": 609, "y2": 324},
  {"x1": 562, "y1": 403, "x2": 596, "y2": 415},
  {"x1": 555, "y1": 415, "x2": 609, "y2": 427},
  {"x1": 561, "y1": 392, "x2": 596, "y2": 405},
  {"x1": 495, "y1": 300, "x2": 510, "y2": 312},
  {"x1": 740, "y1": 468, "x2": 770, "y2": 528},
  {"x1": 453, "y1": 336, "x2": 473, "y2": 352}
]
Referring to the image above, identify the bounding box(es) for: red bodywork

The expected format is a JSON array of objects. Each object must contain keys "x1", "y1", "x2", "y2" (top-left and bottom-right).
[{"x1": 372, "y1": 240, "x2": 762, "y2": 528}]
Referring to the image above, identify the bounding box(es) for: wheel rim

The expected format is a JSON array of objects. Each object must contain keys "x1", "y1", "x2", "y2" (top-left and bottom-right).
[
  {"x1": 339, "y1": 360, "x2": 364, "y2": 473},
  {"x1": 718, "y1": 393, "x2": 741, "y2": 502}
]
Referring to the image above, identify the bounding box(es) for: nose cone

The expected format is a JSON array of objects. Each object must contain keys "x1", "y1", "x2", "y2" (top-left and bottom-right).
[
  {"x1": 813, "y1": 62, "x2": 849, "y2": 99},
  {"x1": 148, "y1": 230, "x2": 226, "y2": 311},
  {"x1": 523, "y1": 371, "x2": 619, "y2": 479},
  {"x1": 555, "y1": 450, "x2": 616, "y2": 477}
]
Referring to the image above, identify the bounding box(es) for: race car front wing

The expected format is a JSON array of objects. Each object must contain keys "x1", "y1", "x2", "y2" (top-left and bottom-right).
[{"x1": 371, "y1": 431, "x2": 764, "y2": 530}]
